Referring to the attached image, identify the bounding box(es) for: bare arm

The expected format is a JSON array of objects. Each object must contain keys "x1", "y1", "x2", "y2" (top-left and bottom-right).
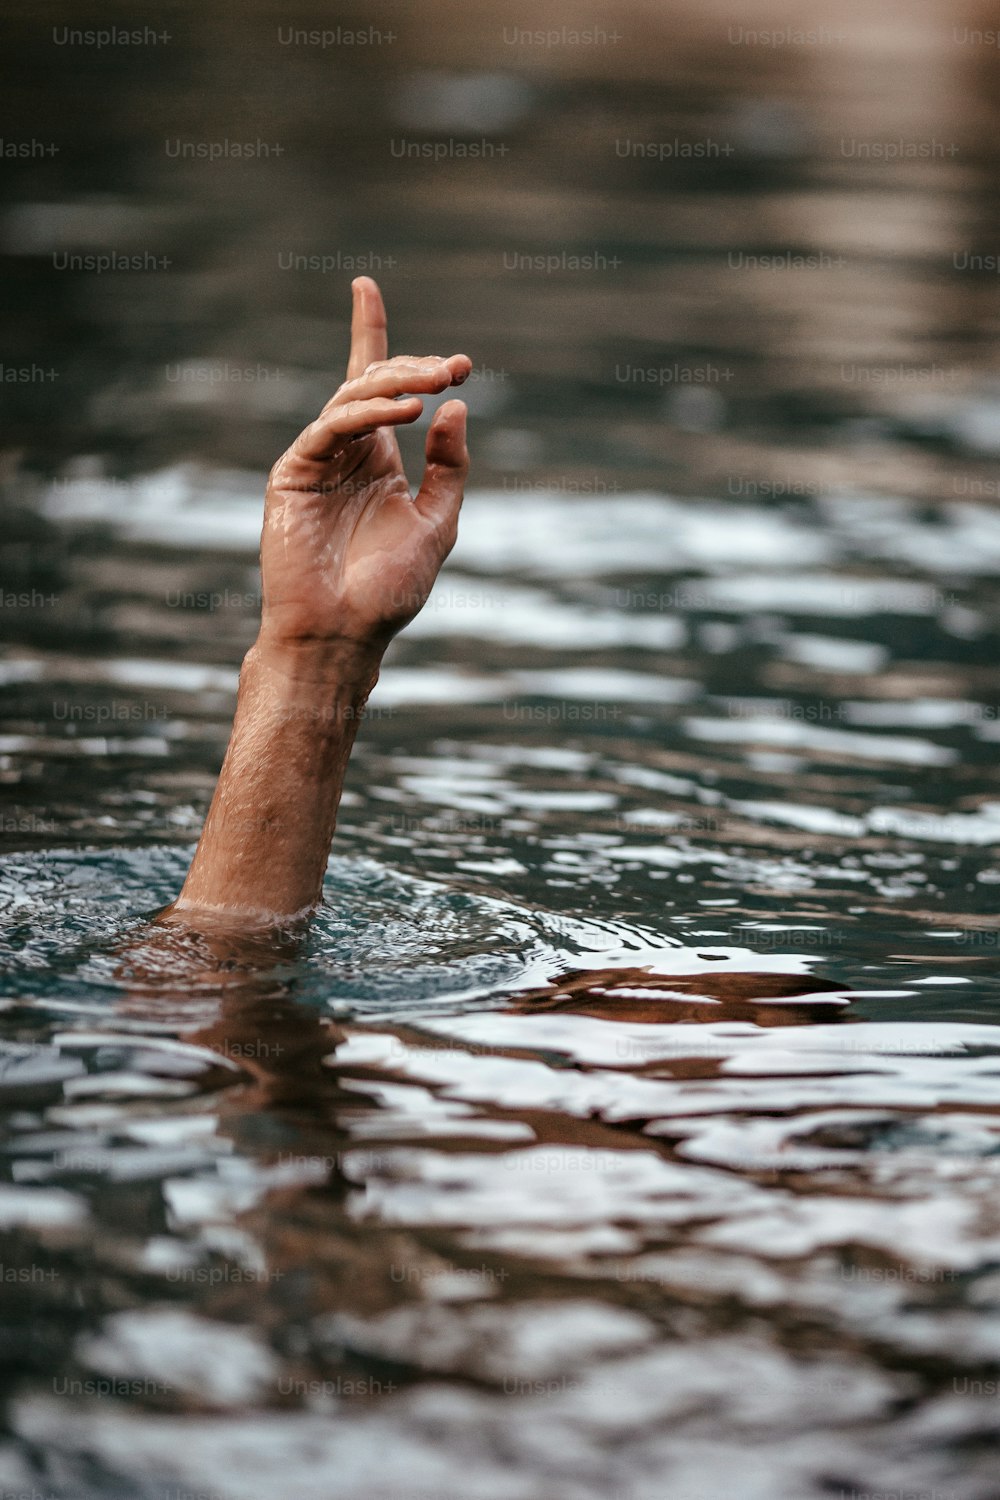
[{"x1": 164, "y1": 277, "x2": 471, "y2": 927}]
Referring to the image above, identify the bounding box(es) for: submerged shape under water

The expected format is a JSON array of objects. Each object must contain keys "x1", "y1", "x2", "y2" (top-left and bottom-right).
[{"x1": 4, "y1": 472, "x2": 1000, "y2": 1498}]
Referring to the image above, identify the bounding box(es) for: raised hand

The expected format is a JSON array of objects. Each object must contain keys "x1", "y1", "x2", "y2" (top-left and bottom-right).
[
  {"x1": 165, "y1": 281, "x2": 473, "y2": 924},
  {"x1": 260, "y1": 276, "x2": 471, "y2": 653}
]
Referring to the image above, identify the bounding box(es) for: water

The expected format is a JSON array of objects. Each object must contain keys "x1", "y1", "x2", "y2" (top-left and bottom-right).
[
  {"x1": 6, "y1": 1, "x2": 1000, "y2": 1495},
  {"x1": 6, "y1": 482, "x2": 1000, "y2": 1498}
]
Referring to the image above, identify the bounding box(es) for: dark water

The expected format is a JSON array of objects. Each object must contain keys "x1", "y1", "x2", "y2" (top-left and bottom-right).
[{"x1": 5, "y1": 2, "x2": 1000, "y2": 1496}]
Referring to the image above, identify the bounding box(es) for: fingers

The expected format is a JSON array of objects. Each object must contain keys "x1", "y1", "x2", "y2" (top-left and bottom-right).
[
  {"x1": 414, "y1": 400, "x2": 469, "y2": 539},
  {"x1": 346, "y1": 277, "x2": 389, "y2": 380},
  {"x1": 291, "y1": 351, "x2": 471, "y2": 463},
  {"x1": 295, "y1": 395, "x2": 424, "y2": 461},
  {"x1": 331, "y1": 353, "x2": 471, "y2": 409}
]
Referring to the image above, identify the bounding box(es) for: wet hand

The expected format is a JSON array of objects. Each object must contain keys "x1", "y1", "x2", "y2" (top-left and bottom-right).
[{"x1": 259, "y1": 277, "x2": 471, "y2": 660}]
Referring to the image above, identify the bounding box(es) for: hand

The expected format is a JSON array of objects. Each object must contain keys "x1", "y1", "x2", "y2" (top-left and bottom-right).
[{"x1": 258, "y1": 277, "x2": 471, "y2": 661}]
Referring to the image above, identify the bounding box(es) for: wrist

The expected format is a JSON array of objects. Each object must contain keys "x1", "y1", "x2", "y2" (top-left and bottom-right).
[
  {"x1": 243, "y1": 635, "x2": 383, "y2": 736},
  {"x1": 252, "y1": 627, "x2": 384, "y2": 691}
]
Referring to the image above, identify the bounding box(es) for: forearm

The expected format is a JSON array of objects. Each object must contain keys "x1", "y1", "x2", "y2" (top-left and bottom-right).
[
  {"x1": 171, "y1": 634, "x2": 382, "y2": 926},
  {"x1": 150, "y1": 278, "x2": 468, "y2": 934}
]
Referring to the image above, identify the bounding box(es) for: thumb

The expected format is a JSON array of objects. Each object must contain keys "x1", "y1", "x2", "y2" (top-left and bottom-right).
[{"x1": 414, "y1": 399, "x2": 469, "y2": 537}]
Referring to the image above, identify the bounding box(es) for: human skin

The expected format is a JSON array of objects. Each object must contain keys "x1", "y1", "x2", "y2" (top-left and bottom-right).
[
  {"x1": 159, "y1": 277, "x2": 471, "y2": 928},
  {"x1": 118, "y1": 282, "x2": 841, "y2": 1028}
]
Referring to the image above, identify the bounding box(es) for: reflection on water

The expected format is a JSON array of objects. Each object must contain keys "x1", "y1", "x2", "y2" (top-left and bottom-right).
[
  {"x1": 6, "y1": 474, "x2": 1000, "y2": 1496},
  {"x1": 6, "y1": 0, "x2": 1000, "y2": 1494}
]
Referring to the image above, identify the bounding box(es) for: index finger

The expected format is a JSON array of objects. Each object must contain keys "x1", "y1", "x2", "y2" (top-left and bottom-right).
[{"x1": 346, "y1": 276, "x2": 389, "y2": 379}]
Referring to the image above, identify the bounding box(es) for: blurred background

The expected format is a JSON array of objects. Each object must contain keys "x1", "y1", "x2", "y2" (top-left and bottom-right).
[
  {"x1": 5, "y1": 0, "x2": 1000, "y2": 850},
  {"x1": 5, "y1": 0, "x2": 1000, "y2": 490}
]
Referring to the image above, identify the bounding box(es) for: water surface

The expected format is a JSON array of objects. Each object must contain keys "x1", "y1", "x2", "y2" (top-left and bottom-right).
[{"x1": 5, "y1": 1, "x2": 1000, "y2": 1495}]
